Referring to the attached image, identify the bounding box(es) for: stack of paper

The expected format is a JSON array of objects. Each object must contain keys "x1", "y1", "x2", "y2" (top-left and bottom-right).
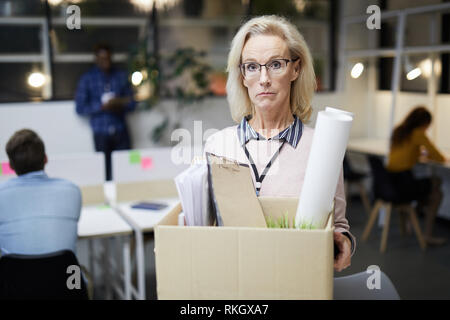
[{"x1": 174, "y1": 163, "x2": 211, "y2": 226}]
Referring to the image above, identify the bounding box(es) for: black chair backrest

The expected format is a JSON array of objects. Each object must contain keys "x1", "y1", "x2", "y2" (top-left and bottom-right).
[
  {"x1": 367, "y1": 155, "x2": 397, "y2": 202},
  {"x1": 343, "y1": 156, "x2": 352, "y2": 179},
  {"x1": 0, "y1": 250, "x2": 88, "y2": 300},
  {"x1": 343, "y1": 156, "x2": 366, "y2": 181}
]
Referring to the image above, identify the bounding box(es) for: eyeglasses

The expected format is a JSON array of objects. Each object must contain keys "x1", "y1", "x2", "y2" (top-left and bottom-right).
[{"x1": 239, "y1": 58, "x2": 299, "y2": 79}]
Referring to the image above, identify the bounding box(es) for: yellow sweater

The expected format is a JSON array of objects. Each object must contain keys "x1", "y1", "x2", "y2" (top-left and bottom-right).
[{"x1": 387, "y1": 128, "x2": 446, "y2": 172}]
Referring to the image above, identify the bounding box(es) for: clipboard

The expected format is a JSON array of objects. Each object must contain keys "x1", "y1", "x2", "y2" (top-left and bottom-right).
[{"x1": 206, "y1": 152, "x2": 267, "y2": 228}]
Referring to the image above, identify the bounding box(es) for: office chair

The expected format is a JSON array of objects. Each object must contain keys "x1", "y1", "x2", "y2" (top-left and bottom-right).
[
  {"x1": 361, "y1": 156, "x2": 427, "y2": 253},
  {"x1": 343, "y1": 156, "x2": 371, "y2": 215},
  {"x1": 0, "y1": 249, "x2": 89, "y2": 300},
  {"x1": 334, "y1": 270, "x2": 400, "y2": 300}
]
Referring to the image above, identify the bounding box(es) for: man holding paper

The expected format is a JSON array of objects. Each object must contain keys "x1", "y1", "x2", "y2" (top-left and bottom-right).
[
  {"x1": 204, "y1": 15, "x2": 354, "y2": 272},
  {"x1": 75, "y1": 44, "x2": 136, "y2": 180}
]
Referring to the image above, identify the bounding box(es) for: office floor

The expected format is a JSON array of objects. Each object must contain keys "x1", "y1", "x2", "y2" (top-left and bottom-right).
[
  {"x1": 338, "y1": 197, "x2": 450, "y2": 300},
  {"x1": 93, "y1": 197, "x2": 450, "y2": 300}
]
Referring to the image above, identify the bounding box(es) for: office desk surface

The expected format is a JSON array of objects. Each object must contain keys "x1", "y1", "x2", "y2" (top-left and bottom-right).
[
  {"x1": 347, "y1": 138, "x2": 450, "y2": 168},
  {"x1": 78, "y1": 205, "x2": 133, "y2": 238},
  {"x1": 116, "y1": 198, "x2": 179, "y2": 232},
  {"x1": 347, "y1": 138, "x2": 389, "y2": 157}
]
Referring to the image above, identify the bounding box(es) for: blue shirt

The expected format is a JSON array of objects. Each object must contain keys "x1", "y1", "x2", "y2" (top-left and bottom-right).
[
  {"x1": 0, "y1": 171, "x2": 81, "y2": 256},
  {"x1": 75, "y1": 66, "x2": 136, "y2": 135}
]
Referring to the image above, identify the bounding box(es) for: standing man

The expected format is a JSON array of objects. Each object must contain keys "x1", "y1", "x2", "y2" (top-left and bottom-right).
[
  {"x1": 0, "y1": 129, "x2": 81, "y2": 256},
  {"x1": 75, "y1": 44, "x2": 136, "y2": 180}
]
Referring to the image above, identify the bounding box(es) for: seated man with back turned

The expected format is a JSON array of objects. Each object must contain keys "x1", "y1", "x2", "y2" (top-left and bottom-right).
[{"x1": 0, "y1": 129, "x2": 81, "y2": 256}]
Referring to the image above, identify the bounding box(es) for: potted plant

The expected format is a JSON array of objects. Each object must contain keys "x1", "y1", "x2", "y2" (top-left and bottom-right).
[{"x1": 152, "y1": 47, "x2": 212, "y2": 143}]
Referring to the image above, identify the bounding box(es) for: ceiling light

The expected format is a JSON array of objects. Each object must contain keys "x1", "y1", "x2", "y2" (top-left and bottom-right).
[
  {"x1": 350, "y1": 63, "x2": 364, "y2": 79},
  {"x1": 28, "y1": 72, "x2": 46, "y2": 88}
]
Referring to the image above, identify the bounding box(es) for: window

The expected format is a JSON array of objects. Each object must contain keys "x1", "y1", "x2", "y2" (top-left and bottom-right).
[
  {"x1": 376, "y1": 0, "x2": 450, "y2": 93},
  {"x1": 440, "y1": 8, "x2": 450, "y2": 93},
  {"x1": 0, "y1": 0, "x2": 337, "y2": 103},
  {"x1": 0, "y1": 0, "x2": 46, "y2": 102}
]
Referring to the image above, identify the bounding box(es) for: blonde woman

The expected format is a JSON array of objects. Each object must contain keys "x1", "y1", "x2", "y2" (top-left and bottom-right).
[{"x1": 204, "y1": 15, "x2": 355, "y2": 272}]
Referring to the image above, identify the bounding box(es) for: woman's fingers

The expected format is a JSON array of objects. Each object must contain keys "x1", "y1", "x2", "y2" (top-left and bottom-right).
[{"x1": 334, "y1": 232, "x2": 351, "y2": 272}]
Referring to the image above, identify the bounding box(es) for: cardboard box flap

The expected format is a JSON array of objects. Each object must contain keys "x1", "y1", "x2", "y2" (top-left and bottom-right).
[
  {"x1": 156, "y1": 198, "x2": 334, "y2": 230},
  {"x1": 258, "y1": 197, "x2": 298, "y2": 226},
  {"x1": 259, "y1": 197, "x2": 334, "y2": 230},
  {"x1": 156, "y1": 202, "x2": 182, "y2": 227},
  {"x1": 80, "y1": 184, "x2": 105, "y2": 206},
  {"x1": 115, "y1": 179, "x2": 178, "y2": 202}
]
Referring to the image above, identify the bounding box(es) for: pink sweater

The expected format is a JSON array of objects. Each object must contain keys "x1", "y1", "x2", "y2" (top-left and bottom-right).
[{"x1": 204, "y1": 124, "x2": 356, "y2": 255}]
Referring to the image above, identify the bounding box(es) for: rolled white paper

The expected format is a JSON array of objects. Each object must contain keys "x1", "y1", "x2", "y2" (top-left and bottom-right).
[
  {"x1": 325, "y1": 107, "x2": 354, "y2": 119},
  {"x1": 295, "y1": 109, "x2": 353, "y2": 229}
]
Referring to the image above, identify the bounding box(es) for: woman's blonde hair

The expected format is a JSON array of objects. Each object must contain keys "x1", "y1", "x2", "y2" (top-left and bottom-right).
[{"x1": 226, "y1": 15, "x2": 316, "y2": 123}]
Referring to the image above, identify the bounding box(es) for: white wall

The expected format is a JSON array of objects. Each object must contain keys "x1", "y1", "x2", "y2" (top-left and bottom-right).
[
  {"x1": 0, "y1": 98, "x2": 233, "y2": 159},
  {"x1": 0, "y1": 100, "x2": 94, "y2": 159},
  {"x1": 371, "y1": 91, "x2": 450, "y2": 149},
  {"x1": 0, "y1": 93, "x2": 362, "y2": 159},
  {"x1": 435, "y1": 95, "x2": 450, "y2": 150}
]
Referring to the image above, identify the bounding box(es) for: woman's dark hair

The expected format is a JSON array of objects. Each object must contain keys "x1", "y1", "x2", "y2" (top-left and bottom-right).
[
  {"x1": 391, "y1": 106, "x2": 432, "y2": 147},
  {"x1": 5, "y1": 129, "x2": 46, "y2": 175}
]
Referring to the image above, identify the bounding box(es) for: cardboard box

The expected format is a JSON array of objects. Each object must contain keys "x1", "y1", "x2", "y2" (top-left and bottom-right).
[{"x1": 154, "y1": 197, "x2": 334, "y2": 300}]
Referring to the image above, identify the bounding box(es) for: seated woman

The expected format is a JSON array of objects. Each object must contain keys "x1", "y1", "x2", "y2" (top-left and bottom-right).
[
  {"x1": 387, "y1": 106, "x2": 449, "y2": 245},
  {"x1": 204, "y1": 15, "x2": 354, "y2": 272}
]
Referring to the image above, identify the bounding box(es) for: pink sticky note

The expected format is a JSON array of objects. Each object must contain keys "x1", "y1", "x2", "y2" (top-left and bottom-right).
[
  {"x1": 141, "y1": 157, "x2": 153, "y2": 170},
  {"x1": 1, "y1": 162, "x2": 15, "y2": 175}
]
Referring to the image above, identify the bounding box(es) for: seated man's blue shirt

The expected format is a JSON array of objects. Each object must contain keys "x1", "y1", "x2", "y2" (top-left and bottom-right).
[{"x1": 0, "y1": 171, "x2": 81, "y2": 256}]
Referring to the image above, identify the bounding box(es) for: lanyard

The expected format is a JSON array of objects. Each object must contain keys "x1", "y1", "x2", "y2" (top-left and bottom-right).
[{"x1": 243, "y1": 139, "x2": 286, "y2": 196}]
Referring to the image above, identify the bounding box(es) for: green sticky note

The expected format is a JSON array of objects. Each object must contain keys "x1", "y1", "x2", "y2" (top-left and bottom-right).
[
  {"x1": 0, "y1": 163, "x2": 2, "y2": 175},
  {"x1": 97, "y1": 204, "x2": 110, "y2": 210},
  {"x1": 129, "y1": 151, "x2": 141, "y2": 164}
]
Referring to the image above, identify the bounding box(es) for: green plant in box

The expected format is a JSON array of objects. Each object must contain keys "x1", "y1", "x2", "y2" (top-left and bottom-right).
[{"x1": 265, "y1": 212, "x2": 316, "y2": 229}]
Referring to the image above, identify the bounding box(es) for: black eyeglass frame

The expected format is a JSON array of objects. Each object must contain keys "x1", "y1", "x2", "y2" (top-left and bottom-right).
[{"x1": 239, "y1": 57, "x2": 300, "y2": 78}]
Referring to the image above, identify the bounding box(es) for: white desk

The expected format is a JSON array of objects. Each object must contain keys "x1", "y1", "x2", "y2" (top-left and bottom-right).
[
  {"x1": 78, "y1": 205, "x2": 132, "y2": 238},
  {"x1": 110, "y1": 148, "x2": 188, "y2": 300},
  {"x1": 347, "y1": 138, "x2": 389, "y2": 157},
  {"x1": 77, "y1": 204, "x2": 134, "y2": 300},
  {"x1": 113, "y1": 197, "x2": 181, "y2": 300},
  {"x1": 116, "y1": 198, "x2": 180, "y2": 232},
  {"x1": 347, "y1": 138, "x2": 450, "y2": 220},
  {"x1": 347, "y1": 138, "x2": 450, "y2": 164}
]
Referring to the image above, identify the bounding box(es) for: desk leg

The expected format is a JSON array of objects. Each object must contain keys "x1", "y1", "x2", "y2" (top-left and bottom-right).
[
  {"x1": 103, "y1": 238, "x2": 112, "y2": 299},
  {"x1": 135, "y1": 231, "x2": 146, "y2": 300},
  {"x1": 88, "y1": 238, "x2": 95, "y2": 289},
  {"x1": 123, "y1": 236, "x2": 132, "y2": 300}
]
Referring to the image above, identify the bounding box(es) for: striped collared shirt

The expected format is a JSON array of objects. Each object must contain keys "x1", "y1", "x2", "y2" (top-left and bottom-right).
[{"x1": 236, "y1": 115, "x2": 303, "y2": 148}]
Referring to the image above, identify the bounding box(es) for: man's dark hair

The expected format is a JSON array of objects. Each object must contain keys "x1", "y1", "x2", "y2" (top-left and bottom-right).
[
  {"x1": 94, "y1": 43, "x2": 112, "y2": 56},
  {"x1": 6, "y1": 129, "x2": 46, "y2": 175}
]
